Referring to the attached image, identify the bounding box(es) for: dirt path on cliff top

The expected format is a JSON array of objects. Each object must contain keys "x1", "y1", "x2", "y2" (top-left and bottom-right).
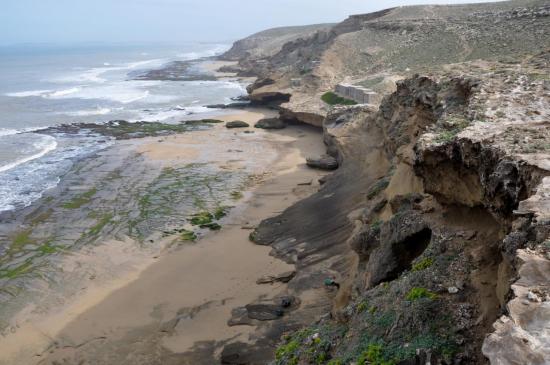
[{"x1": 30, "y1": 123, "x2": 326, "y2": 365}]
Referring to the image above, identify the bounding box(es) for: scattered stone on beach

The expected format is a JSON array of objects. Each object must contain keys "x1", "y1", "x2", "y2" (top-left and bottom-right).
[
  {"x1": 245, "y1": 304, "x2": 284, "y2": 321},
  {"x1": 254, "y1": 118, "x2": 286, "y2": 129},
  {"x1": 306, "y1": 155, "x2": 339, "y2": 170},
  {"x1": 256, "y1": 270, "x2": 296, "y2": 284},
  {"x1": 227, "y1": 307, "x2": 254, "y2": 326},
  {"x1": 226, "y1": 120, "x2": 250, "y2": 129}
]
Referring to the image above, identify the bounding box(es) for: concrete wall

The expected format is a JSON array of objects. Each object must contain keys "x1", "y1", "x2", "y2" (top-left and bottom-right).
[{"x1": 335, "y1": 83, "x2": 378, "y2": 104}]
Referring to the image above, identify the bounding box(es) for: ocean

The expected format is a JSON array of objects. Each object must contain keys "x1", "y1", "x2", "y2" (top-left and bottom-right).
[{"x1": 0, "y1": 42, "x2": 245, "y2": 212}]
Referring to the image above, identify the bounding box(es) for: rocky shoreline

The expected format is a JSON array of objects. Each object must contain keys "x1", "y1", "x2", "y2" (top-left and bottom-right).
[{"x1": 0, "y1": 1, "x2": 548, "y2": 364}]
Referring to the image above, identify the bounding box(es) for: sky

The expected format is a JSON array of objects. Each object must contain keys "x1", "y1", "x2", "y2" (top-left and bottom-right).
[{"x1": 1, "y1": 0, "x2": 498, "y2": 45}]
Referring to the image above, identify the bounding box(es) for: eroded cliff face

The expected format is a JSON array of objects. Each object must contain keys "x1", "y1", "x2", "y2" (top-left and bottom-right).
[
  {"x1": 224, "y1": 52, "x2": 549, "y2": 364},
  {"x1": 215, "y1": 2, "x2": 549, "y2": 364}
]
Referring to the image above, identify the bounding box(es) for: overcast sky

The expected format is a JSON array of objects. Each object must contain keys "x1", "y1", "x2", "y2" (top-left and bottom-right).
[{"x1": 1, "y1": 0, "x2": 497, "y2": 45}]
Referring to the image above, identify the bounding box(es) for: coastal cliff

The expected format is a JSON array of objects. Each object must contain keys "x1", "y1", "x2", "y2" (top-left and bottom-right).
[{"x1": 217, "y1": 1, "x2": 550, "y2": 364}]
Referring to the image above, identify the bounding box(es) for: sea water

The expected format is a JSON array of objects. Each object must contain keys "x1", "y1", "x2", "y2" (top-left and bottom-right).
[{"x1": 0, "y1": 42, "x2": 244, "y2": 212}]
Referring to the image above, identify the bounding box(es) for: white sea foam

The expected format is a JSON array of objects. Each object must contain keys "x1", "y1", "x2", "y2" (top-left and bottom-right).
[
  {"x1": 6, "y1": 89, "x2": 53, "y2": 97},
  {"x1": 63, "y1": 107, "x2": 115, "y2": 117},
  {"x1": 0, "y1": 127, "x2": 45, "y2": 136},
  {"x1": 0, "y1": 135, "x2": 58, "y2": 173},
  {"x1": 48, "y1": 87, "x2": 81, "y2": 97},
  {"x1": 0, "y1": 129, "x2": 20, "y2": 137},
  {"x1": 184, "y1": 105, "x2": 213, "y2": 114}
]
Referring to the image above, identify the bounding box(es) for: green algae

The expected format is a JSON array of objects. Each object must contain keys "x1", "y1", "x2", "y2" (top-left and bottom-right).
[
  {"x1": 62, "y1": 188, "x2": 97, "y2": 209},
  {"x1": 230, "y1": 191, "x2": 244, "y2": 200},
  {"x1": 190, "y1": 211, "x2": 214, "y2": 226},
  {"x1": 10, "y1": 230, "x2": 35, "y2": 252},
  {"x1": 0, "y1": 261, "x2": 33, "y2": 280},
  {"x1": 180, "y1": 230, "x2": 198, "y2": 241},
  {"x1": 88, "y1": 213, "x2": 114, "y2": 237}
]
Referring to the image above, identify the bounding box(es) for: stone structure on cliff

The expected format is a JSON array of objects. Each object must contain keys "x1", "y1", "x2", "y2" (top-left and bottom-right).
[{"x1": 334, "y1": 83, "x2": 378, "y2": 104}]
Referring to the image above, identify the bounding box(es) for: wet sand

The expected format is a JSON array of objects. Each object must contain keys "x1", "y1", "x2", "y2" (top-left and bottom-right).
[{"x1": 0, "y1": 109, "x2": 326, "y2": 364}]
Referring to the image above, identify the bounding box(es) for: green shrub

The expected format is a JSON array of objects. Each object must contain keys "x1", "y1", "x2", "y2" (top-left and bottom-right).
[
  {"x1": 412, "y1": 257, "x2": 434, "y2": 272},
  {"x1": 406, "y1": 287, "x2": 437, "y2": 301},
  {"x1": 357, "y1": 300, "x2": 369, "y2": 313},
  {"x1": 275, "y1": 339, "x2": 299, "y2": 359},
  {"x1": 357, "y1": 344, "x2": 396, "y2": 365},
  {"x1": 370, "y1": 219, "x2": 382, "y2": 233},
  {"x1": 321, "y1": 92, "x2": 358, "y2": 106}
]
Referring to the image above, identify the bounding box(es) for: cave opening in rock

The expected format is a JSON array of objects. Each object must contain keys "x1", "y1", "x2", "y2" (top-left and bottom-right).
[{"x1": 386, "y1": 227, "x2": 433, "y2": 281}]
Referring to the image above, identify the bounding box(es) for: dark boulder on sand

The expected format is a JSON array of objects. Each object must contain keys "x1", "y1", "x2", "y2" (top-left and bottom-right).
[
  {"x1": 226, "y1": 120, "x2": 250, "y2": 129},
  {"x1": 254, "y1": 118, "x2": 286, "y2": 129},
  {"x1": 306, "y1": 155, "x2": 339, "y2": 170}
]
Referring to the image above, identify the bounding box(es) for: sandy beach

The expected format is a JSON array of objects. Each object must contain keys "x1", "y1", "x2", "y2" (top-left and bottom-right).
[{"x1": 0, "y1": 109, "x2": 326, "y2": 365}]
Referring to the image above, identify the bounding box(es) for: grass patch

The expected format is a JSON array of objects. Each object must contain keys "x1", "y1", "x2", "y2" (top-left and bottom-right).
[
  {"x1": 62, "y1": 188, "x2": 97, "y2": 209},
  {"x1": 357, "y1": 344, "x2": 396, "y2": 365},
  {"x1": 435, "y1": 116, "x2": 470, "y2": 144},
  {"x1": 412, "y1": 257, "x2": 434, "y2": 272},
  {"x1": 321, "y1": 91, "x2": 358, "y2": 106},
  {"x1": 406, "y1": 287, "x2": 437, "y2": 301},
  {"x1": 435, "y1": 130, "x2": 459, "y2": 143}
]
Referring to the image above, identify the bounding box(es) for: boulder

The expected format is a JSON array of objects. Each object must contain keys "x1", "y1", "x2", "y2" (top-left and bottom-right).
[
  {"x1": 306, "y1": 155, "x2": 339, "y2": 170},
  {"x1": 244, "y1": 304, "x2": 284, "y2": 321},
  {"x1": 254, "y1": 118, "x2": 286, "y2": 129},
  {"x1": 226, "y1": 120, "x2": 250, "y2": 129}
]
